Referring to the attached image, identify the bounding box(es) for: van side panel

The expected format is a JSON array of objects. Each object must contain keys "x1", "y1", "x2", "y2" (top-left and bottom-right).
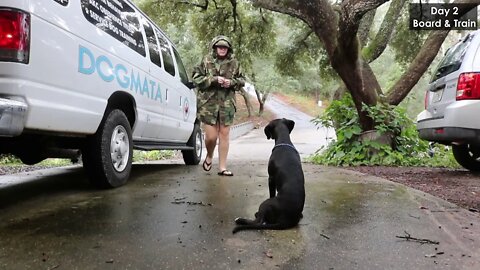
[
  {"x1": 2, "y1": 0, "x2": 29, "y2": 9},
  {"x1": 21, "y1": 1, "x2": 148, "y2": 136},
  {"x1": 0, "y1": 0, "x2": 194, "y2": 143}
]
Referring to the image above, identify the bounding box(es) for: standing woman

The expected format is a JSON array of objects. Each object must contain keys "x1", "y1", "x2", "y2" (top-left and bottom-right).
[{"x1": 192, "y1": 35, "x2": 245, "y2": 176}]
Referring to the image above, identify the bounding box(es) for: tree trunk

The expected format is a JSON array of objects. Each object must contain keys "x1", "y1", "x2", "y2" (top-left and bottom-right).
[
  {"x1": 332, "y1": 84, "x2": 347, "y2": 101},
  {"x1": 238, "y1": 87, "x2": 253, "y2": 117},
  {"x1": 256, "y1": 90, "x2": 269, "y2": 115},
  {"x1": 330, "y1": 43, "x2": 380, "y2": 131}
]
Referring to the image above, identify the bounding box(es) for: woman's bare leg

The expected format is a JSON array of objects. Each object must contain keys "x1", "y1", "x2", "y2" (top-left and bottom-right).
[
  {"x1": 218, "y1": 124, "x2": 231, "y2": 171},
  {"x1": 203, "y1": 124, "x2": 219, "y2": 164}
]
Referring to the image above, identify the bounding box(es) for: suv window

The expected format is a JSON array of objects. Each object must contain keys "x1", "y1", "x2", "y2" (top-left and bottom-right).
[{"x1": 431, "y1": 34, "x2": 474, "y2": 82}]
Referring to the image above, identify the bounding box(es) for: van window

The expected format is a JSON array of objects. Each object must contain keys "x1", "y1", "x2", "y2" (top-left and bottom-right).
[
  {"x1": 156, "y1": 29, "x2": 176, "y2": 77},
  {"x1": 142, "y1": 18, "x2": 161, "y2": 68},
  {"x1": 54, "y1": 0, "x2": 68, "y2": 6},
  {"x1": 431, "y1": 34, "x2": 474, "y2": 82},
  {"x1": 81, "y1": 0, "x2": 146, "y2": 57},
  {"x1": 173, "y1": 48, "x2": 189, "y2": 86}
]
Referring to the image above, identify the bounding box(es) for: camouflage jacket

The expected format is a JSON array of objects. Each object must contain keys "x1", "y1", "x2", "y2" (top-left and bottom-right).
[{"x1": 192, "y1": 51, "x2": 245, "y2": 115}]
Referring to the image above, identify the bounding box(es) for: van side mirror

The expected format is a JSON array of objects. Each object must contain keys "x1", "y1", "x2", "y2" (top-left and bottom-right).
[{"x1": 185, "y1": 81, "x2": 196, "y2": 89}]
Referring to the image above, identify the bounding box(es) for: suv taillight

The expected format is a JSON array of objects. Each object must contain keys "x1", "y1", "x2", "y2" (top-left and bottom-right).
[
  {"x1": 0, "y1": 9, "x2": 30, "y2": 63},
  {"x1": 456, "y1": 72, "x2": 480, "y2": 100}
]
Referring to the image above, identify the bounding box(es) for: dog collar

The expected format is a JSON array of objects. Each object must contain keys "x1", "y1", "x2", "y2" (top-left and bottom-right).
[{"x1": 272, "y1": 143, "x2": 298, "y2": 153}]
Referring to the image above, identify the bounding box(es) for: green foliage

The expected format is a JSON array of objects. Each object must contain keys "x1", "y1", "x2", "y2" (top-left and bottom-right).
[
  {"x1": 390, "y1": 11, "x2": 429, "y2": 68},
  {"x1": 132, "y1": 150, "x2": 174, "y2": 162},
  {"x1": 137, "y1": 0, "x2": 276, "y2": 72},
  {"x1": 0, "y1": 155, "x2": 72, "y2": 166},
  {"x1": 39, "y1": 159, "x2": 72, "y2": 166},
  {"x1": 0, "y1": 151, "x2": 175, "y2": 166},
  {"x1": 310, "y1": 94, "x2": 456, "y2": 167},
  {"x1": 0, "y1": 154, "x2": 21, "y2": 165}
]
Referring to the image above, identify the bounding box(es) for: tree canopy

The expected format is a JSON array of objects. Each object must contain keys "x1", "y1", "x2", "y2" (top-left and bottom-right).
[{"x1": 136, "y1": 0, "x2": 479, "y2": 131}]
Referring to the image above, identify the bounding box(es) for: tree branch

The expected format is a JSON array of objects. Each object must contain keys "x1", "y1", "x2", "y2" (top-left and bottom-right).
[
  {"x1": 251, "y1": 0, "x2": 338, "y2": 54},
  {"x1": 176, "y1": 0, "x2": 209, "y2": 10},
  {"x1": 339, "y1": 0, "x2": 389, "y2": 38},
  {"x1": 386, "y1": 0, "x2": 480, "y2": 105},
  {"x1": 249, "y1": 0, "x2": 312, "y2": 22},
  {"x1": 295, "y1": 29, "x2": 314, "y2": 49},
  {"x1": 362, "y1": 0, "x2": 407, "y2": 63},
  {"x1": 338, "y1": 0, "x2": 389, "y2": 47},
  {"x1": 396, "y1": 231, "x2": 440, "y2": 245},
  {"x1": 358, "y1": 9, "x2": 376, "y2": 46},
  {"x1": 386, "y1": 30, "x2": 449, "y2": 105},
  {"x1": 230, "y1": 0, "x2": 239, "y2": 31}
]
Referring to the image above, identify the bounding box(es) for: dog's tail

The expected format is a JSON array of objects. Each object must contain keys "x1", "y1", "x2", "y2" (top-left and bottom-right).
[{"x1": 232, "y1": 223, "x2": 288, "y2": 234}]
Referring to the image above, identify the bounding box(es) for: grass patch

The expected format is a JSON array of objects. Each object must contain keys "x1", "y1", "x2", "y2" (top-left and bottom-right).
[
  {"x1": 234, "y1": 93, "x2": 276, "y2": 125},
  {"x1": 274, "y1": 92, "x2": 326, "y2": 117},
  {"x1": 132, "y1": 150, "x2": 175, "y2": 162},
  {"x1": 0, "y1": 150, "x2": 176, "y2": 167}
]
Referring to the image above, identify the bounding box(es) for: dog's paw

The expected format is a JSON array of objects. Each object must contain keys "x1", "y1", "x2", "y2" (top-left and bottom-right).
[
  {"x1": 234, "y1": 217, "x2": 244, "y2": 224},
  {"x1": 235, "y1": 217, "x2": 249, "y2": 225}
]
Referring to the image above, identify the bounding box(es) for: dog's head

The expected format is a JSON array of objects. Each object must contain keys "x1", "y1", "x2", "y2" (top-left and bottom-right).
[{"x1": 264, "y1": 118, "x2": 295, "y2": 140}]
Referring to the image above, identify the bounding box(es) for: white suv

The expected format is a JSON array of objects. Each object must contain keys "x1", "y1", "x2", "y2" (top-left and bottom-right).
[{"x1": 417, "y1": 30, "x2": 480, "y2": 171}]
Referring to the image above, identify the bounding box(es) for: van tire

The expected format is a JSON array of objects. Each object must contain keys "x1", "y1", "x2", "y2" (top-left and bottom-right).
[
  {"x1": 182, "y1": 123, "x2": 202, "y2": 165},
  {"x1": 82, "y1": 109, "x2": 133, "y2": 188},
  {"x1": 19, "y1": 154, "x2": 45, "y2": 165},
  {"x1": 452, "y1": 144, "x2": 480, "y2": 172}
]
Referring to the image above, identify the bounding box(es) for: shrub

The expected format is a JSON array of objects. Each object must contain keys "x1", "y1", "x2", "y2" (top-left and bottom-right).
[{"x1": 310, "y1": 94, "x2": 458, "y2": 167}]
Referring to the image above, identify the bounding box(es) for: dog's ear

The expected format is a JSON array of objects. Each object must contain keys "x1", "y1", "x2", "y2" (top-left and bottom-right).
[
  {"x1": 264, "y1": 122, "x2": 273, "y2": 140},
  {"x1": 284, "y1": 119, "x2": 295, "y2": 133}
]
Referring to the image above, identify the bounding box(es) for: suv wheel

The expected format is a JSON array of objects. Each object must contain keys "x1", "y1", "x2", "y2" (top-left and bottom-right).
[{"x1": 452, "y1": 144, "x2": 480, "y2": 172}]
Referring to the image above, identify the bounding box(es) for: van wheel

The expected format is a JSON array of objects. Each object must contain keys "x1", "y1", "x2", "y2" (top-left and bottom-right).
[
  {"x1": 452, "y1": 144, "x2": 480, "y2": 172},
  {"x1": 82, "y1": 109, "x2": 133, "y2": 188},
  {"x1": 182, "y1": 123, "x2": 202, "y2": 165},
  {"x1": 19, "y1": 154, "x2": 45, "y2": 165}
]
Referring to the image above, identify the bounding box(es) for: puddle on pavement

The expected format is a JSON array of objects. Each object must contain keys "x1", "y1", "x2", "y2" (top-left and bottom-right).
[{"x1": 0, "y1": 162, "x2": 425, "y2": 269}]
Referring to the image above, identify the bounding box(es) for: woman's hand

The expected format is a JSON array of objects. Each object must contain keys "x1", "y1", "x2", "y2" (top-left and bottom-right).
[
  {"x1": 222, "y1": 79, "x2": 231, "y2": 88},
  {"x1": 216, "y1": 76, "x2": 231, "y2": 88}
]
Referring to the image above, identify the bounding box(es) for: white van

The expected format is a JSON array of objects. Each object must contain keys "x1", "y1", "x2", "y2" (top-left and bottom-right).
[{"x1": 0, "y1": 0, "x2": 202, "y2": 187}]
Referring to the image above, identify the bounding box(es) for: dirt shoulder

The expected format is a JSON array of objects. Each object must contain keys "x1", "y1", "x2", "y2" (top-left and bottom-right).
[{"x1": 345, "y1": 166, "x2": 480, "y2": 212}]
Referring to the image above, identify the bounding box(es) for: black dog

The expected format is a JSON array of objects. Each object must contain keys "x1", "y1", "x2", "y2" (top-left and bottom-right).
[{"x1": 233, "y1": 118, "x2": 305, "y2": 233}]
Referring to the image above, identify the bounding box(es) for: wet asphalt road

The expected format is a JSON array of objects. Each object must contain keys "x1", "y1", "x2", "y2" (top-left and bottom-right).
[{"x1": 1, "y1": 99, "x2": 480, "y2": 269}]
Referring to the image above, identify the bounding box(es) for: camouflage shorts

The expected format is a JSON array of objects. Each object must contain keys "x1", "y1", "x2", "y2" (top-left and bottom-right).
[{"x1": 198, "y1": 105, "x2": 236, "y2": 126}]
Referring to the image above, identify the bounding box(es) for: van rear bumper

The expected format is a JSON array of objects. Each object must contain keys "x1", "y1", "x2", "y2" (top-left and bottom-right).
[
  {"x1": 418, "y1": 127, "x2": 480, "y2": 145},
  {"x1": 0, "y1": 98, "x2": 27, "y2": 137}
]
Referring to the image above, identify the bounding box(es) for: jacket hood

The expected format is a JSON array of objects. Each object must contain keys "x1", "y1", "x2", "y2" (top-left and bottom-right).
[{"x1": 210, "y1": 35, "x2": 234, "y2": 57}]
